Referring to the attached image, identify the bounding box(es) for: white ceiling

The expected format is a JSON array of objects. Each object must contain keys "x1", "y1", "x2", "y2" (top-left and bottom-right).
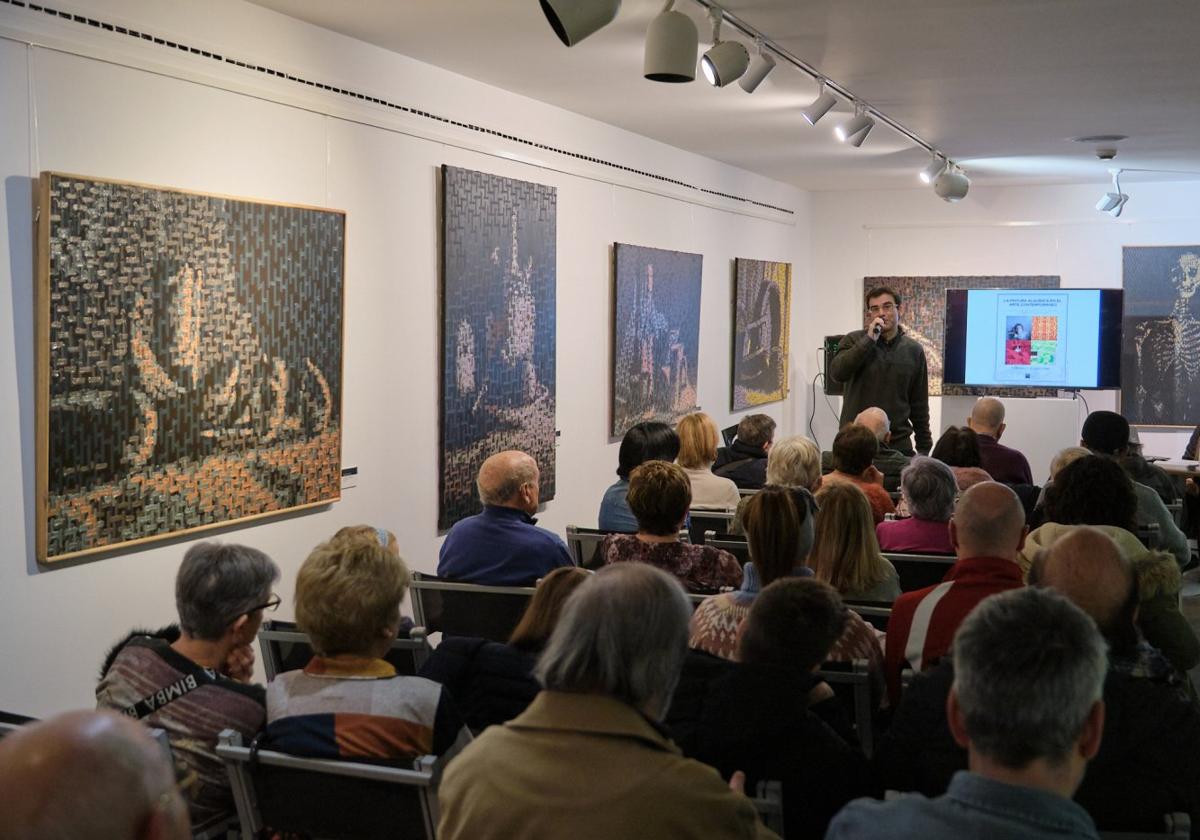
[{"x1": 250, "y1": 0, "x2": 1200, "y2": 191}]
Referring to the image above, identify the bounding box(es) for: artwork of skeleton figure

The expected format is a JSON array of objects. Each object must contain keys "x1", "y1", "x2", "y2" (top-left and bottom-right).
[
  {"x1": 612, "y1": 244, "x2": 702, "y2": 436},
  {"x1": 441, "y1": 166, "x2": 556, "y2": 529},
  {"x1": 1122, "y1": 246, "x2": 1200, "y2": 425},
  {"x1": 732, "y1": 258, "x2": 791, "y2": 409},
  {"x1": 38, "y1": 173, "x2": 344, "y2": 562},
  {"x1": 863, "y1": 275, "x2": 1060, "y2": 397}
]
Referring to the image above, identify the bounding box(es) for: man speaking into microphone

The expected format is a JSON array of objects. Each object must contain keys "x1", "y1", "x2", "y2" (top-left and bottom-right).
[{"x1": 829, "y1": 285, "x2": 931, "y2": 456}]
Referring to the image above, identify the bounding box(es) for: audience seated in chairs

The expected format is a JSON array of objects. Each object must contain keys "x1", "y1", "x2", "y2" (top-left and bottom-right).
[
  {"x1": 438, "y1": 449, "x2": 573, "y2": 586},
  {"x1": 418, "y1": 567, "x2": 591, "y2": 733},
  {"x1": 832, "y1": 587, "x2": 1107, "y2": 839},
  {"x1": 0, "y1": 709, "x2": 190, "y2": 840},
  {"x1": 966, "y1": 396, "x2": 1033, "y2": 485},
  {"x1": 684, "y1": 579, "x2": 871, "y2": 840},
  {"x1": 264, "y1": 527, "x2": 471, "y2": 765},
  {"x1": 812, "y1": 483, "x2": 901, "y2": 602},
  {"x1": 676, "y1": 412, "x2": 741, "y2": 511},
  {"x1": 820, "y1": 424, "x2": 896, "y2": 525},
  {"x1": 1081, "y1": 410, "x2": 1190, "y2": 568},
  {"x1": 929, "y1": 425, "x2": 992, "y2": 491},
  {"x1": 883, "y1": 482, "x2": 1026, "y2": 705},
  {"x1": 1123, "y1": 426, "x2": 1178, "y2": 505},
  {"x1": 96, "y1": 541, "x2": 280, "y2": 832},
  {"x1": 1020, "y1": 455, "x2": 1199, "y2": 675},
  {"x1": 713, "y1": 413, "x2": 775, "y2": 490},
  {"x1": 436, "y1": 563, "x2": 779, "y2": 840},
  {"x1": 876, "y1": 457, "x2": 956, "y2": 556},
  {"x1": 598, "y1": 421, "x2": 680, "y2": 533},
  {"x1": 689, "y1": 487, "x2": 815, "y2": 659},
  {"x1": 730, "y1": 435, "x2": 822, "y2": 535},
  {"x1": 822, "y1": 407, "x2": 912, "y2": 493},
  {"x1": 598, "y1": 460, "x2": 742, "y2": 593},
  {"x1": 876, "y1": 528, "x2": 1200, "y2": 835}
]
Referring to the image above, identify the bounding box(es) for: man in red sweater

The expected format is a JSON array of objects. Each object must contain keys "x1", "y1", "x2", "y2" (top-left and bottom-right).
[{"x1": 884, "y1": 482, "x2": 1027, "y2": 704}]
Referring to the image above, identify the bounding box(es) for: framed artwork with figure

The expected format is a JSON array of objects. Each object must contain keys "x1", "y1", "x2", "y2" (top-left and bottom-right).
[
  {"x1": 1121, "y1": 245, "x2": 1200, "y2": 426},
  {"x1": 611, "y1": 244, "x2": 702, "y2": 437},
  {"x1": 36, "y1": 172, "x2": 345, "y2": 563},
  {"x1": 732, "y1": 258, "x2": 791, "y2": 410}
]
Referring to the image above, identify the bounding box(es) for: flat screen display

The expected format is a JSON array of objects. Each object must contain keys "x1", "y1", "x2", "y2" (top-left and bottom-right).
[{"x1": 943, "y1": 288, "x2": 1123, "y2": 390}]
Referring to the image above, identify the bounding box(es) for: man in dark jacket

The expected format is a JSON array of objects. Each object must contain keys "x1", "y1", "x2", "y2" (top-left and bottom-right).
[
  {"x1": 829, "y1": 286, "x2": 931, "y2": 456},
  {"x1": 668, "y1": 579, "x2": 869, "y2": 839},
  {"x1": 714, "y1": 414, "x2": 775, "y2": 490}
]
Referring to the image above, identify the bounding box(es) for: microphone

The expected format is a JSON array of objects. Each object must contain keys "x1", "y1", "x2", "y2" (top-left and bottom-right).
[{"x1": 871, "y1": 321, "x2": 882, "y2": 339}]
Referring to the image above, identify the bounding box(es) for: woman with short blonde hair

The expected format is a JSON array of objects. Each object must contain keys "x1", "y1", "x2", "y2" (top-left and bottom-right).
[
  {"x1": 266, "y1": 526, "x2": 471, "y2": 763},
  {"x1": 675, "y1": 412, "x2": 740, "y2": 510},
  {"x1": 811, "y1": 483, "x2": 900, "y2": 603}
]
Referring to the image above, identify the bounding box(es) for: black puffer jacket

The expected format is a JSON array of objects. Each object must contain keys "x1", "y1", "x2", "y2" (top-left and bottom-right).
[{"x1": 418, "y1": 636, "x2": 540, "y2": 734}]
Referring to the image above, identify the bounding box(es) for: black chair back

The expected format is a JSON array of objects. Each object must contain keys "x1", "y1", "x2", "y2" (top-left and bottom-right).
[
  {"x1": 884, "y1": 552, "x2": 956, "y2": 592},
  {"x1": 217, "y1": 730, "x2": 436, "y2": 840},
  {"x1": 704, "y1": 531, "x2": 751, "y2": 567},
  {"x1": 258, "y1": 620, "x2": 430, "y2": 680},
  {"x1": 688, "y1": 510, "x2": 737, "y2": 545},
  {"x1": 409, "y1": 572, "x2": 534, "y2": 643}
]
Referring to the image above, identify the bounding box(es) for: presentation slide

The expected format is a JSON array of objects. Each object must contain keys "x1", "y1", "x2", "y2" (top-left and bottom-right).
[{"x1": 944, "y1": 288, "x2": 1122, "y2": 390}]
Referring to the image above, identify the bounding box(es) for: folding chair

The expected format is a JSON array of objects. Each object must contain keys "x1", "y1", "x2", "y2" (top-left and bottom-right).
[
  {"x1": 258, "y1": 620, "x2": 431, "y2": 680},
  {"x1": 409, "y1": 572, "x2": 534, "y2": 643},
  {"x1": 704, "y1": 531, "x2": 751, "y2": 566},
  {"x1": 216, "y1": 729, "x2": 437, "y2": 840},
  {"x1": 818, "y1": 659, "x2": 876, "y2": 757}
]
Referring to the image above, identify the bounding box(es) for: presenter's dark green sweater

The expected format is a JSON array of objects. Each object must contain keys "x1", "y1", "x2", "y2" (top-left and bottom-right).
[{"x1": 830, "y1": 327, "x2": 931, "y2": 455}]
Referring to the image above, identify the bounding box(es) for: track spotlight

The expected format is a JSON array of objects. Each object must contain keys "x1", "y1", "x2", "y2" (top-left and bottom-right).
[
  {"x1": 835, "y1": 108, "x2": 875, "y2": 147},
  {"x1": 539, "y1": 0, "x2": 621, "y2": 47},
  {"x1": 644, "y1": 1, "x2": 698, "y2": 83},
  {"x1": 700, "y1": 9, "x2": 748, "y2": 87},
  {"x1": 1096, "y1": 170, "x2": 1128, "y2": 217},
  {"x1": 919, "y1": 156, "x2": 947, "y2": 184},
  {"x1": 738, "y1": 40, "x2": 775, "y2": 93},
  {"x1": 934, "y1": 165, "x2": 970, "y2": 202},
  {"x1": 800, "y1": 83, "x2": 837, "y2": 126}
]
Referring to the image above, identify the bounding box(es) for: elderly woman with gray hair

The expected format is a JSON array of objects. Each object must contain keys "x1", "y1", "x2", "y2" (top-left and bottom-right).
[
  {"x1": 437, "y1": 563, "x2": 779, "y2": 840},
  {"x1": 876, "y1": 456, "x2": 957, "y2": 555},
  {"x1": 97, "y1": 541, "x2": 280, "y2": 832}
]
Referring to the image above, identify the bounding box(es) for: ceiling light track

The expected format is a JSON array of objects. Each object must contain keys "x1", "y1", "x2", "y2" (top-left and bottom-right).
[{"x1": 685, "y1": 0, "x2": 949, "y2": 164}]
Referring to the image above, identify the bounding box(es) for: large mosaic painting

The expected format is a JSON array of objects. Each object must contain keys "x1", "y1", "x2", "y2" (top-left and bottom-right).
[
  {"x1": 37, "y1": 173, "x2": 344, "y2": 562},
  {"x1": 864, "y1": 275, "x2": 1060, "y2": 397},
  {"x1": 1122, "y1": 246, "x2": 1200, "y2": 426},
  {"x1": 732, "y1": 258, "x2": 791, "y2": 410},
  {"x1": 612, "y1": 244, "x2": 702, "y2": 436},
  {"x1": 440, "y1": 166, "x2": 556, "y2": 529}
]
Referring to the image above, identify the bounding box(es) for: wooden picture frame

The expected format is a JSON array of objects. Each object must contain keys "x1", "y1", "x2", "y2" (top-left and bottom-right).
[{"x1": 36, "y1": 172, "x2": 345, "y2": 562}]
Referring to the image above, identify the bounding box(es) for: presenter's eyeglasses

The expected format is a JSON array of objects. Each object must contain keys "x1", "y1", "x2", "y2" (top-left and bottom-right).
[{"x1": 866, "y1": 302, "x2": 897, "y2": 315}]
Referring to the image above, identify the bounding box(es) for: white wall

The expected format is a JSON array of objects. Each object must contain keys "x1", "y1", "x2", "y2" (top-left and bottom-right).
[
  {"x1": 805, "y1": 180, "x2": 1200, "y2": 477},
  {"x1": 0, "y1": 0, "x2": 809, "y2": 715}
]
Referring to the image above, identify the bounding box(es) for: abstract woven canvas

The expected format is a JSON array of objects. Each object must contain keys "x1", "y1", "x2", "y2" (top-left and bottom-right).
[
  {"x1": 612, "y1": 244, "x2": 702, "y2": 436},
  {"x1": 864, "y1": 275, "x2": 1060, "y2": 397},
  {"x1": 37, "y1": 173, "x2": 344, "y2": 562},
  {"x1": 440, "y1": 166, "x2": 556, "y2": 529},
  {"x1": 732, "y1": 258, "x2": 791, "y2": 410},
  {"x1": 1122, "y1": 246, "x2": 1200, "y2": 425}
]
